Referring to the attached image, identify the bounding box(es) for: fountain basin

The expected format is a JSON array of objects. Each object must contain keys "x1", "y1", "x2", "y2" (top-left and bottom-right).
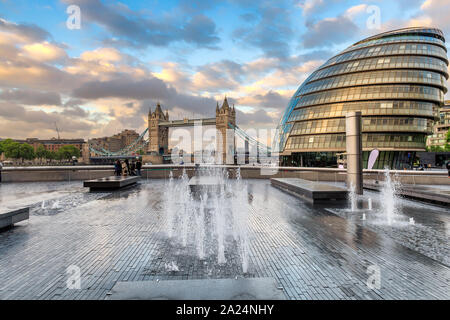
[{"x1": 188, "y1": 175, "x2": 225, "y2": 194}]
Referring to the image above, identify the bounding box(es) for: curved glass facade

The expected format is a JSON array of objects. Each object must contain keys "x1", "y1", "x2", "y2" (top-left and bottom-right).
[{"x1": 277, "y1": 27, "x2": 448, "y2": 169}]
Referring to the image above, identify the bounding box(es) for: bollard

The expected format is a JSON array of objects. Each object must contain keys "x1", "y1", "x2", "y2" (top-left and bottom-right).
[{"x1": 346, "y1": 112, "x2": 363, "y2": 195}]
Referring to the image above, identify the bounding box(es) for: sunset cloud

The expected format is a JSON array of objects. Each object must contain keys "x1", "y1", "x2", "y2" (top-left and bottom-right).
[{"x1": 0, "y1": 0, "x2": 448, "y2": 139}]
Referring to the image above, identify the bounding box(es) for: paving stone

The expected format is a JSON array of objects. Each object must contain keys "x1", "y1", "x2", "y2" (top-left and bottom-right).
[{"x1": 0, "y1": 180, "x2": 448, "y2": 300}]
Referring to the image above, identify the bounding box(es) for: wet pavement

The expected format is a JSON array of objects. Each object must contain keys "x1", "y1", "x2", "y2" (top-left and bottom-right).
[{"x1": 0, "y1": 179, "x2": 449, "y2": 300}]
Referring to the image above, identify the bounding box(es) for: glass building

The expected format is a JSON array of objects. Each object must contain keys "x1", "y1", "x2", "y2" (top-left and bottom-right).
[{"x1": 276, "y1": 27, "x2": 448, "y2": 169}]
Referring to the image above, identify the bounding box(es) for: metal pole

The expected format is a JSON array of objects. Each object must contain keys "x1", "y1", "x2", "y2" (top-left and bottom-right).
[{"x1": 346, "y1": 111, "x2": 363, "y2": 195}]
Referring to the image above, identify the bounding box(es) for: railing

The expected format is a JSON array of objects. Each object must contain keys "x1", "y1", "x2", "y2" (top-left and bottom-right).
[{"x1": 1, "y1": 164, "x2": 447, "y2": 175}]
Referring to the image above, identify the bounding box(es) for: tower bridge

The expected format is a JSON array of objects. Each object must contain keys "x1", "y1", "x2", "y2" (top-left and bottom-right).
[
  {"x1": 89, "y1": 97, "x2": 271, "y2": 164},
  {"x1": 147, "y1": 97, "x2": 236, "y2": 164}
]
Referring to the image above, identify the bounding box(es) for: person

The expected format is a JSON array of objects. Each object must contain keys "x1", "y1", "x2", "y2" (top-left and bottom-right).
[
  {"x1": 114, "y1": 160, "x2": 122, "y2": 176},
  {"x1": 130, "y1": 160, "x2": 136, "y2": 176},
  {"x1": 124, "y1": 159, "x2": 131, "y2": 175},
  {"x1": 446, "y1": 160, "x2": 450, "y2": 177},
  {"x1": 121, "y1": 160, "x2": 128, "y2": 176},
  {"x1": 135, "y1": 157, "x2": 142, "y2": 176}
]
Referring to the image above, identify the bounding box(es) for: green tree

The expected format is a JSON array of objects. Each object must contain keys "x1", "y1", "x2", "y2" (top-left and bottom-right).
[
  {"x1": 56, "y1": 145, "x2": 81, "y2": 161},
  {"x1": 0, "y1": 139, "x2": 15, "y2": 155},
  {"x1": 4, "y1": 142, "x2": 35, "y2": 163},
  {"x1": 36, "y1": 145, "x2": 47, "y2": 159},
  {"x1": 137, "y1": 149, "x2": 145, "y2": 155},
  {"x1": 3, "y1": 141, "x2": 22, "y2": 159}
]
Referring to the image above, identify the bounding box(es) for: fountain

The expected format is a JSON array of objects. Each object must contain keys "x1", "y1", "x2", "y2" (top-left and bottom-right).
[
  {"x1": 367, "y1": 198, "x2": 372, "y2": 210},
  {"x1": 163, "y1": 166, "x2": 250, "y2": 273},
  {"x1": 380, "y1": 168, "x2": 399, "y2": 225},
  {"x1": 348, "y1": 182, "x2": 358, "y2": 212}
]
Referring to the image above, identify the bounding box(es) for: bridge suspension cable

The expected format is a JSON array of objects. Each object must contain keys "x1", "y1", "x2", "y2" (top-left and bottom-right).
[
  {"x1": 228, "y1": 123, "x2": 272, "y2": 153},
  {"x1": 89, "y1": 128, "x2": 149, "y2": 156}
]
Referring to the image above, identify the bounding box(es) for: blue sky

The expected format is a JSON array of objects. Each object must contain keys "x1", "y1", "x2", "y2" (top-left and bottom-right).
[{"x1": 0, "y1": 0, "x2": 449, "y2": 139}]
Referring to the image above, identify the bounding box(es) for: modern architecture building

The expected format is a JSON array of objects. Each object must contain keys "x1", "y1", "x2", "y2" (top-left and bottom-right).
[
  {"x1": 427, "y1": 100, "x2": 450, "y2": 150},
  {"x1": 277, "y1": 27, "x2": 448, "y2": 169}
]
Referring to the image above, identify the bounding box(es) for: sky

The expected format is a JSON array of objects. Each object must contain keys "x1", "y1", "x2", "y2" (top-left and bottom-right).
[{"x1": 0, "y1": 0, "x2": 449, "y2": 139}]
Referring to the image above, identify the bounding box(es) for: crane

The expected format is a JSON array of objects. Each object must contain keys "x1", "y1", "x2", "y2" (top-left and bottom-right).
[{"x1": 54, "y1": 122, "x2": 61, "y2": 140}]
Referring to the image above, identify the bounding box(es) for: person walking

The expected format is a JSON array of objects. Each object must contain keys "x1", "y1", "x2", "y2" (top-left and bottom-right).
[
  {"x1": 446, "y1": 160, "x2": 450, "y2": 177},
  {"x1": 114, "y1": 160, "x2": 122, "y2": 176},
  {"x1": 124, "y1": 159, "x2": 131, "y2": 175},
  {"x1": 136, "y1": 157, "x2": 142, "y2": 176}
]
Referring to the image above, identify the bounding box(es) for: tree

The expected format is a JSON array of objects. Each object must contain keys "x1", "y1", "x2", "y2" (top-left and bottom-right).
[
  {"x1": 137, "y1": 149, "x2": 145, "y2": 155},
  {"x1": 0, "y1": 139, "x2": 15, "y2": 155},
  {"x1": 36, "y1": 145, "x2": 47, "y2": 159},
  {"x1": 56, "y1": 145, "x2": 81, "y2": 161},
  {"x1": 19, "y1": 144, "x2": 35, "y2": 162},
  {"x1": 3, "y1": 142, "x2": 35, "y2": 163},
  {"x1": 428, "y1": 145, "x2": 444, "y2": 152}
]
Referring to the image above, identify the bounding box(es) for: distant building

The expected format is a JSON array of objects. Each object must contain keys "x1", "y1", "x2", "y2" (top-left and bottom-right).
[
  {"x1": 16, "y1": 138, "x2": 85, "y2": 154},
  {"x1": 89, "y1": 129, "x2": 145, "y2": 154},
  {"x1": 427, "y1": 100, "x2": 450, "y2": 149}
]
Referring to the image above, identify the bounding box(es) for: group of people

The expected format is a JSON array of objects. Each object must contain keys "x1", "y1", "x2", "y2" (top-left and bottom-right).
[{"x1": 114, "y1": 157, "x2": 142, "y2": 177}]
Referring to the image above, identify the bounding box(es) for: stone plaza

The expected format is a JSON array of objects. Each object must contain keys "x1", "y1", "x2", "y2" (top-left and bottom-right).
[{"x1": 0, "y1": 177, "x2": 448, "y2": 300}]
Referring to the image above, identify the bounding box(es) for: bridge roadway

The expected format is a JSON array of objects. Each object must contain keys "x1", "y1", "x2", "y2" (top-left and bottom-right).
[{"x1": 158, "y1": 118, "x2": 216, "y2": 127}]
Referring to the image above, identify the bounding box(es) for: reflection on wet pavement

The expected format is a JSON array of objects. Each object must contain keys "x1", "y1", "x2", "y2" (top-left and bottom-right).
[{"x1": 0, "y1": 179, "x2": 448, "y2": 300}]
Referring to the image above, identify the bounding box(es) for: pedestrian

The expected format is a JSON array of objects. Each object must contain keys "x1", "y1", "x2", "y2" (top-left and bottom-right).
[
  {"x1": 114, "y1": 160, "x2": 122, "y2": 176},
  {"x1": 121, "y1": 159, "x2": 128, "y2": 176},
  {"x1": 446, "y1": 160, "x2": 450, "y2": 177},
  {"x1": 130, "y1": 160, "x2": 136, "y2": 176},
  {"x1": 124, "y1": 159, "x2": 131, "y2": 175},
  {"x1": 136, "y1": 157, "x2": 142, "y2": 176}
]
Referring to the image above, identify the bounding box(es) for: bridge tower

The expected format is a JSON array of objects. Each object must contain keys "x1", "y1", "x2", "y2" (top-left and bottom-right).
[
  {"x1": 148, "y1": 103, "x2": 169, "y2": 155},
  {"x1": 215, "y1": 97, "x2": 236, "y2": 164}
]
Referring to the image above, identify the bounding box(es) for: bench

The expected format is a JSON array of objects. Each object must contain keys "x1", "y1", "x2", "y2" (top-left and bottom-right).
[
  {"x1": 0, "y1": 207, "x2": 29, "y2": 230},
  {"x1": 83, "y1": 176, "x2": 140, "y2": 191},
  {"x1": 271, "y1": 178, "x2": 348, "y2": 204}
]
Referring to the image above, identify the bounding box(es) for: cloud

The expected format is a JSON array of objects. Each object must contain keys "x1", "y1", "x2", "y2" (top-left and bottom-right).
[
  {"x1": 72, "y1": 77, "x2": 172, "y2": 100},
  {"x1": 415, "y1": 0, "x2": 450, "y2": 34},
  {"x1": 61, "y1": 0, "x2": 220, "y2": 49},
  {"x1": 344, "y1": 4, "x2": 368, "y2": 20},
  {"x1": 80, "y1": 47, "x2": 123, "y2": 62},
  {"x1": 232, "y1": 5, "x2": 294, "y2": 58},
  {"x1": 192, "y1": 60, "x2": 244, "y2": 92},
  {"x1": 0, "y1": 102, "x2": 94, "y2": 138},
  {"x1": 21, "y1": 42, "x2": 68, "y2": 63},
  {"x1": 0, "y1": 18, "x2": 50, "y2": 43},
  {"x1": 239, "y1": 90, "x2": 290, "y2": 110},
  {"x1": 237, "y1": 108, "x2": 275, "y2": 125},
  {"x1": 301, "y1": 15, "x2": 359, "y2": 48},
  {"x1": 0, "y1": 89, "x2": 61, "y2": 106}
]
